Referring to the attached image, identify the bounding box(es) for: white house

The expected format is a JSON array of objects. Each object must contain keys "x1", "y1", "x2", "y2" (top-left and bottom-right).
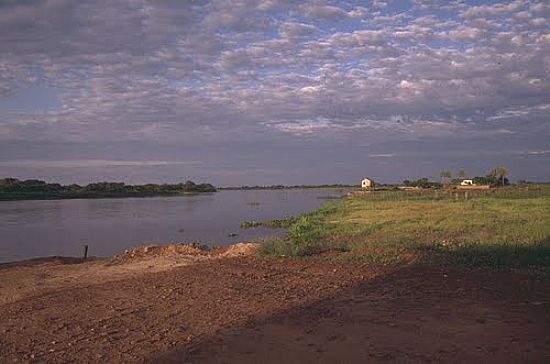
[
  {"x1": 361, "y1": 178, "x2": 374, "y2": 189},
  {"x1": 460, "y1": 179, "x2": 474, "y2": 186}
]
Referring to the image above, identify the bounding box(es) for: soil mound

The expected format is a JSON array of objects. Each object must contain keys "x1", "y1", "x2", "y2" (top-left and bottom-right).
[
  {"x1": 112, "y1": 243, "x2": 207, "y2": 263},
  {"x1": 219, "y1": 243, "x2": 259, "y2": 257}
]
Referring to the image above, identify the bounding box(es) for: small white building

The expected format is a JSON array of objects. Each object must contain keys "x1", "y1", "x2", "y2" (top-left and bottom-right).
[
  {"x1": 460, "y1": 179, "x2": 474, "y2": 186},
  {"x1": 361, "y1": 178, "x2": 374, "y2": 189}
]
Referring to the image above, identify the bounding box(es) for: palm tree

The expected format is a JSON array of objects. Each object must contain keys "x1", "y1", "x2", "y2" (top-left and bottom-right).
[
  {"x1": 439, "y1": 170, "x2": 452, "y2": 185},
  {"x1": 495, "y1": 166, "x2": 508, "y2": 186},
  {"x1": 489, "y1": 166, "x2": 508, "y2": 186}
]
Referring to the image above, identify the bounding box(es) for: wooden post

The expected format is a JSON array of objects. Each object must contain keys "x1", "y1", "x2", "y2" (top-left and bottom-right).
[{"x1": 81, "y1": 244, "x2": 88, "y2": 259}]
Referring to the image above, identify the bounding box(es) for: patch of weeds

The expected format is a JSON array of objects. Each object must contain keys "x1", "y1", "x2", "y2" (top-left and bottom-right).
[
  {"x1": 259, "y1": 237, "x2": 313, "y2": 257},
  {"x1": 241, "y1": 216, "x2": 299, "y2": 230},
  {"x1": 240, "y1": 220, "x2": 263, "y2": 229},
  {"x1": 263, "y1": 216, "x2": 299, "y2": 229},
  {"x1": 260, "y1": 205, "x2": 341, "y2": 256}
]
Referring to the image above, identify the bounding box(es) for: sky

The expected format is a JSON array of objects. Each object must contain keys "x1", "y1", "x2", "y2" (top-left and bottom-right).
[{"x1": 0, "y1": 0, "x2": 548, "y2": 186}]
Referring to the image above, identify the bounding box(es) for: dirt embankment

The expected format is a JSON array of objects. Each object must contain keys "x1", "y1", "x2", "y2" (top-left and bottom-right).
[
  {"x1": 0, "y1": 244, "x2": 548, "y2": 363},
  {"x1": 0, "y1": 243, "x2": 258, "y2": 306}
]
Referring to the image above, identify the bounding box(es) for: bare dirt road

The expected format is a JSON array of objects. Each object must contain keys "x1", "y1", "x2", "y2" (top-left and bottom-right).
[{"x1": 0, "y1": 246, "x2": 548, "y2": 363}]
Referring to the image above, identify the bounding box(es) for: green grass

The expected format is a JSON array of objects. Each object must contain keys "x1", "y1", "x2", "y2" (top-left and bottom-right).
[
  {"x1": 241, "y1": 216, "x2": 299, "y2": 230},
  {"x1": 260, "y1": 186, "x2": 550, "y2": 268}
]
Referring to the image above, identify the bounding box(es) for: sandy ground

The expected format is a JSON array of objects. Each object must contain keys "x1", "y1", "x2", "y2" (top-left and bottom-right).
[
  {"x1": 0, "y1": 244, "x2": 548, "y2": 363},
  {"x1": 0, "y1": 244, "x2": 211, "y2": 306}
]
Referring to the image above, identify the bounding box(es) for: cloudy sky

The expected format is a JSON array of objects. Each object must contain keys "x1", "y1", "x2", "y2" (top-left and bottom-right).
[{"x1": 0, "y1": 0, "x2": 548, "y2": 186}]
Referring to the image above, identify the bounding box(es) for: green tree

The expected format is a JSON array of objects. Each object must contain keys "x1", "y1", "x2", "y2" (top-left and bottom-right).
[
  {"x1": 458, "y1": 169, "x2": 467, "y2": 179},
  {"x1": 492, "y1": 166, "x2": 508, "y2": 186}
]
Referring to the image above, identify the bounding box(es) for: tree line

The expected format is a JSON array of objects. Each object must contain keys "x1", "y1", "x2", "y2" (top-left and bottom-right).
[
  {"x1": 401, "y1": 167, "x2": 510, "y2": 189},
  {"x1": 221, "y1": 184, "x2": 356, "y2": 190},
  {"x1": 439, "y1": 167, "x2": 509, "y2": 187},
  {"x1": 0, "y1": 178, "x2": 216, "y2": 201}
]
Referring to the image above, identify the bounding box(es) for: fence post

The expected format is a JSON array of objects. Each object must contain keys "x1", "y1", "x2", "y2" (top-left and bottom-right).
[{"x1": 81, "y1": 244, "x2": 89, "y2": 259}]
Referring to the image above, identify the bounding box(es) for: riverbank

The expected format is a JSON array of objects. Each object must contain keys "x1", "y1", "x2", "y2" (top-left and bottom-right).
[
  {"x1": 1, "y1": 187, "x2": 549, "y2": 362},
  {"x1": 0, "y1": 243, "x2": 548, "y2": 363},
  {"x1": 0, "y1": 243, "x2": 252, "y2": 306},
  {"x1": 261, "y1": 185, "x2": 550, "y2": 267},
  {"x1": 0, "y1": 189, "x2": 339, "y2": 262}
]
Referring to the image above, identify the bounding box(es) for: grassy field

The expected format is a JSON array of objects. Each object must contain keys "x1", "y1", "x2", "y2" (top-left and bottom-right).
[{"x1": 261, "y1": 186, "x2": 550, "y2": 268}]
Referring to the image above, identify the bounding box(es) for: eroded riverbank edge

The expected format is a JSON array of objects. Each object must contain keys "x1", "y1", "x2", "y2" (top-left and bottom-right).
[{"x1": 0, "y1": 242, "x2": 260, "y2": 306}]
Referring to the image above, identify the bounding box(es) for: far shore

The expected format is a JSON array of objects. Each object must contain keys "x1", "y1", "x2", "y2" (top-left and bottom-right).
[
  {"x1": 0, "y1": 190, "x2": 218, "y2": 202},
  {"x1": 0, "y1": 178, "x2": 217, "y2": 202},
  {"x1": 0, "y1": 184, "x2": 357, "y2": 202}
]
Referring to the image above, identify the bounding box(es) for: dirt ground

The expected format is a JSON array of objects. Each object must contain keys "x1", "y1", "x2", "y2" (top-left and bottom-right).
[{"x1": 0, "y1": 246, "x2": 548, "y2": 363}]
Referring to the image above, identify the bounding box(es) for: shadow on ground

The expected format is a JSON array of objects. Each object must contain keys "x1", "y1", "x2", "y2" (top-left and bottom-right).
[
  {"x1": 1, "y1": 246, "x2": 548, "y2": 363},
  {"x1": 423, "y1": 236, "x2": 550, "y2": 268},
  {"x1": 151, "y1": 262, "x2": 550, "y2": 363}
]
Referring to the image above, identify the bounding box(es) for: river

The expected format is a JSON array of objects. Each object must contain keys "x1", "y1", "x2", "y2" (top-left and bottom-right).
[{"x1": 0, "y1": 189, "x2": 347, "y2": 263}]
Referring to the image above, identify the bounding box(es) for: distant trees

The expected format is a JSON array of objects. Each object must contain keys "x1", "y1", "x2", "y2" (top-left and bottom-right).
[
  {"x1": 0, "y1": 178, "x2": 216, "y2": 201},
  {"x1": 471, "y1": 167, "x2": 509, "y2": 187},
  {"x1": 178, "y1": 180, "x2": 216, "y2": 192},
  {"x1": 403, "y1": 166, "x2": 510, "y2": 189},
  {"x1": 0, "y1": 178, "x2": 64, "y2": 193},
  {"x1": 439, "y1": 170, "x2": 452, "y2": 185},
  {"x1": 222, "y1": 184, "x2": 356, "y2": 190},
  {"x1": 84, "y1": 182, "x2": 125, "y2": 192},
  {"x1": 439, "y1": 169, "x2": 467, "y2": 185},
  {"x1": 490, "y1": 166, "x2": 508, "y2": 187},
  {"x1": 472, "y1": 176, "x2": 492, "y2": 185},
  {"x1": 402, "y1": 178, "x2": 441, "y2": 188},
  {"x1": 438, "y1": 169, "x2": 468, "y2": 186}
]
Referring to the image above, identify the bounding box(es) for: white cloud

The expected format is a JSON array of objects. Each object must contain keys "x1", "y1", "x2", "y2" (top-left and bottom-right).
[
  {"x1": 369, "y1": 153, "x2": 396, "y2": 158},
  {"x1": 300, "y1": 4, "x2": 347, "y2": 18},
  {"x1": 0, "y1": 0, "x2": 549, "y2": 182},
  {"x1": 461, "y1": 0, "x2": 526, "y2": 18},
  {"x1": 524, "y1": 150, "x2": 550, "y2": 156},
  {"x1": 280, "y1": 22, "x2": 316, "y2": 38}
]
